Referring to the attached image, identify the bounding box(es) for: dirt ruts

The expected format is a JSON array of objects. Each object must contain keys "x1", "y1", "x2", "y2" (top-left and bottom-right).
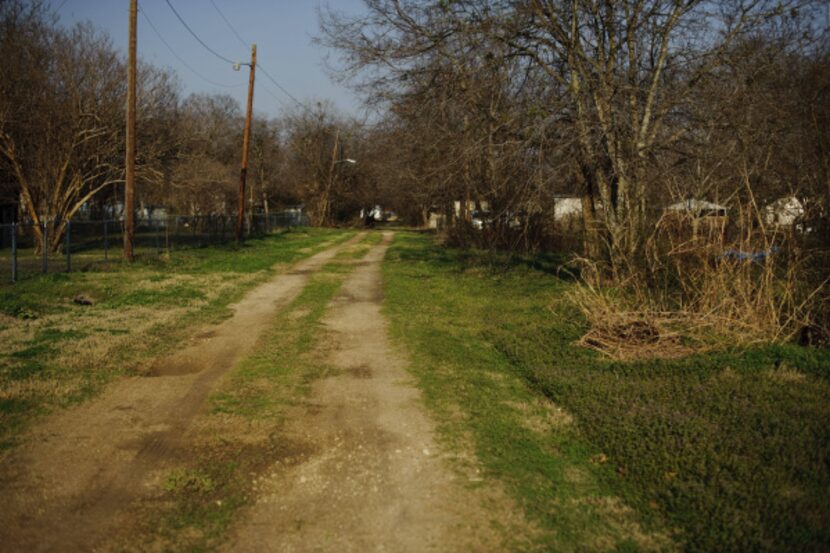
[
  {"x1": 0, "y1": 234, "x2": 364, "y2": 553},
  {"x1": 222, "y1": 232, "x2": 526, "y2": 552},
  {"x1": 0, "y1": 231, "x2": 531, "y2": 552}
]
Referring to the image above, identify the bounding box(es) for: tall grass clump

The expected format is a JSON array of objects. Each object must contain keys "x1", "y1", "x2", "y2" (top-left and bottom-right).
[{"x1": 571, "y1": 196, "x2": 828, "y2": 359}]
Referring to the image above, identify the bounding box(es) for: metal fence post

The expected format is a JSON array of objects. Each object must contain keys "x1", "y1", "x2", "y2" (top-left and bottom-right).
[
  {"x1": 11, "y1": 222, "x2": 17, "y2": 283},
  {"x1": 42, "y1": 220, "x2": 48, "y2": 274},
  {"x1": 65, "y1": 219, "x2": 71, "y2": 272}
]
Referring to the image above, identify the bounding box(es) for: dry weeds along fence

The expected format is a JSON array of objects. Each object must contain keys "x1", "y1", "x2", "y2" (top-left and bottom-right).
[{"x1": 570, "y1": 216, "x2": 827, "y2": 359}]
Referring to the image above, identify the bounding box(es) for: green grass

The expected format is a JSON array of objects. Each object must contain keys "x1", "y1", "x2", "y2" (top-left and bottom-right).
[
  {"x1": 0, "y1": 229, "x2": 352, "y2": 317},
  {"x1": 0, "y1": 228, "x2": 355, "y2": 450},
  {"x1": 382, "y1": 231, "x2": 830, "y2": 552},
  {"x1": 210, "y1": 273, "x2": 344, "y2": 420}
]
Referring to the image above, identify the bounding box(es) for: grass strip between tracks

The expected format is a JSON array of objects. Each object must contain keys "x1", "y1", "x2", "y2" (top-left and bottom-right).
[{"x1": 126, "y1": 234, "x2": 375, "y2": 552}]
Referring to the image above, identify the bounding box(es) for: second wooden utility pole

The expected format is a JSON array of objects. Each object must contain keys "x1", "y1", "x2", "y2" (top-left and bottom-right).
[
  {"x1": 124, "y1": 0, "x2": 137, "y2": 261},
  {"x1": 236, "y1": 43, "x2": 256, "y2": 243}
]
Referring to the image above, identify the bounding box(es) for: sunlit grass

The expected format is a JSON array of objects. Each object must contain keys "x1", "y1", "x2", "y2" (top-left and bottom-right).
[
  {"x1": 0, "y1": 228, "x2": 355, "y2": 449},
  {"x1": 382, "y1": 231, "x2": 830, "y2": 552}
]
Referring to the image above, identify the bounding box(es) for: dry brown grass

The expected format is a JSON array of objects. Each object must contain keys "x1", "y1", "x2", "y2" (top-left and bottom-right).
[
  {"x1": 570, "y1": 198, "x2": 828, "y2": 360},
  {"x1": 0, "y1": 271, "x2": 258, "y2": 414},
  {"x1": 570, "y1": 293, "x2": 699, "y2": 360}
]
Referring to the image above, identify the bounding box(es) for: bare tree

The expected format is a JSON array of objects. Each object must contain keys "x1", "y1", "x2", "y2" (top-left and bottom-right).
[
  {"x1": 282, "y1": 102, "x2": 358, "y2": 226},
  {"x1": 0, "y1": 3, "x2": 125, "y2": 251}
]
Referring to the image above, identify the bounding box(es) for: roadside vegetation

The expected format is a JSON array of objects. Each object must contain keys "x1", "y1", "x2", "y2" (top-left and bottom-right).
[
  {"x1": 0, "y1": 228, "x2": 354, "y2": 450},
  {"x1": 383, "y1": 232, "x2": 830, "y2": 552}
]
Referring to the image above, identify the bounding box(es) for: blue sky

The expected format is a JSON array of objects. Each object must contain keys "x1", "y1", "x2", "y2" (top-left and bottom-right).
[{"x1": 55, "y1": 0, "x2": 367, "y2": 119}]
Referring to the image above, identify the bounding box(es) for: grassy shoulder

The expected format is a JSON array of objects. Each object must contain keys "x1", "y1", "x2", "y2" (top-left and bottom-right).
[
  {"x1": 0, "y1": 228, "x2": 355, "y2": 450},
  {"x1": 126, "y1": 237, "x2": 373, "y2": 552},
  {"x1": 382, "y1": 231, "x2": 830, "y2": 552}
]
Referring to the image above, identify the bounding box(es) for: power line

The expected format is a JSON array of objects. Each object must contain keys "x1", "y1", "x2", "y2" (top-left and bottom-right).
[
  {"x1": 258, "y1": 65, "x2": 305, "y2": 109},
  {"x1": 258, "y1": 85, "x2": 289, "y2": 109},
  {"x1": 209, "y1": 0, "x2": 249, "y2": 50},
  {"x1": 138, "y1": 5, "x2": 244, "y2": 89},
  {"x1": 168, "y1": 0, "x2": 308, "y2": 112},
  {"x1": 205, "y1": 1, "x2": 306, "y2": 110},
  {"x1": 164, "y1": 0, "x2": 239, "y2": 65}
]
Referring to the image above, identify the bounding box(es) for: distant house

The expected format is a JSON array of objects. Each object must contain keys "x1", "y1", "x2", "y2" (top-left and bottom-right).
[
  {"x1": 278, "y1": 205, "x2": 307, "y2": 226},
  {"x1": 665, "y1": 199, "x2": 728, "y2": 218},
  {"x1": 138, "y1": 206, "x2": 169, "y2": 226},
  {"x1": 427, "y1": 207, "x2": 446, "y2": 230},
  {"x1": 663, "y1": 199, "x2": 728, "y2": 241},
  {"x1": 453, "y1": 200, "x2": 490, "y2": 218},
  {"x1": 764, "y1": 196, "x2": 804, "y2": 229},
  {"x1": 360, "y1": 205, "x2": 398, "y2": 223},
  {"x1": 552, "y1": 195, "x2": 583, "y2": 220}
]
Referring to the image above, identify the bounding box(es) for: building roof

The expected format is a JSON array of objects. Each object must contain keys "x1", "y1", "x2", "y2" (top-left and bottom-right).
[{"x1": 666, "y1": 199, "x2": 728, "y2": 213}]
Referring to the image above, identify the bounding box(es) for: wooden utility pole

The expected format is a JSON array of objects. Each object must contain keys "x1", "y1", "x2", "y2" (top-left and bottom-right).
[
  {"x1": 124, "y1": 0, "x2": 137, "y2": 261},
  {"x1": 236, "y1": 43, "x2": 256, "y2": 242},
  {"x1": 321, "y1": 129, "x2": 340, "y2": 227}
]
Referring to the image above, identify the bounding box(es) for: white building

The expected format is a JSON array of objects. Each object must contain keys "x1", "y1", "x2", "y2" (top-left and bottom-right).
[
  {"x1": 764, "y1": 196, "x2": 804, "y2": 228},
  {"x1": 552, "y1": 196, "x2": 583, "y2": 220},
  {"x1": 665, "y1": 199, "x2": 728, "y2": 217}
]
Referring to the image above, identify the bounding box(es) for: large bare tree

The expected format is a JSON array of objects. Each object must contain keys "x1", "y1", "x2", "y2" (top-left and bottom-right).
[{"x1": 0, "y1": 2, "x2": 125, "y2": 251}]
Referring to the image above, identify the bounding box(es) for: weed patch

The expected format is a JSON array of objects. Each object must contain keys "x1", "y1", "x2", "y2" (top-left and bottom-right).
[{"x1": 383, "y1": 233, "x2": 672, "y2": 551}]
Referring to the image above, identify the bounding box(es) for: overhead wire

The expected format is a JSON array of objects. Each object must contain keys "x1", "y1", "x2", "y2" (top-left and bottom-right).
[
  {"x1": 165, "y1": 0, "x2": 310, "y2": 112},
  {"x1": 257, "y1": 65, "x2": 305, "y2": 109},
  {"x1": 138, "y1": 4, "x2": 244, "y2": 89},
  {"x1": 208, "y1": 0, "x2": 249, "y2": 50},
  {"x1": 164, "y1": 0, "x2": 239, "y2": 65},
  {"x1": 258, "y1": 85, "x2": 289, "y2": 109},
  {"x1": 206, "y1": 0, "x2": 308, "y2": 111}
]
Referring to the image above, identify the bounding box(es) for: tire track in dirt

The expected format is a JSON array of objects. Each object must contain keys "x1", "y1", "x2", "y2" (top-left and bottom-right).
[
  {"x1": 0, "y1": 233, "x2": 364, "y2": 553},
  {"x1": 223, "y1": 232, "x2": 531, "y2": 552}
]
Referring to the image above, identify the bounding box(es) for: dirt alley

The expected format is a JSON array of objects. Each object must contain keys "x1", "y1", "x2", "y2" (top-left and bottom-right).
[
  {"x1": 0, "y1": 234, "x2": 363, "y2": 552},
  {"x1": 0, "y1": 231, "x2": 529, "y2": 552},
  {"x1": 223, "y1": 231, "x2": 525, "y2": 552}
]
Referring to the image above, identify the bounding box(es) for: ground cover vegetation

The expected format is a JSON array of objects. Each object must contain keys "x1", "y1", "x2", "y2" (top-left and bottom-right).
[
  {"x1": 0, "y1": 228, "x2": 353, "y2": 450},
  {"x1": 383, "y1": 232, "x2": 830, "y2": 552},
  {"x1": 2, "y1": 0, "x2": 829, "y2": 548},
  {"x1": 118, "y1": 234, "x2": 374, "y2": 552}
]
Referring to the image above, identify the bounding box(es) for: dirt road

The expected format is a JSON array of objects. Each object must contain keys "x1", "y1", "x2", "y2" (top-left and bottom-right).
[
  {"x1": 0, "y1": 234, "x2": 364, "y2": 552},
  {"x1": 223, "y1": 232, "x2": 523, "y2": 552},
  {"x1": 0, "y1": 232, "x2": 526, "y2": 552}
]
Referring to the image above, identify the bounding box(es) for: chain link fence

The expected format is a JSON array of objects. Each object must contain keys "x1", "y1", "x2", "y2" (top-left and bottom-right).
[{"x1": 0, "y1": 212, "x2": 309, "y2": 283}]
